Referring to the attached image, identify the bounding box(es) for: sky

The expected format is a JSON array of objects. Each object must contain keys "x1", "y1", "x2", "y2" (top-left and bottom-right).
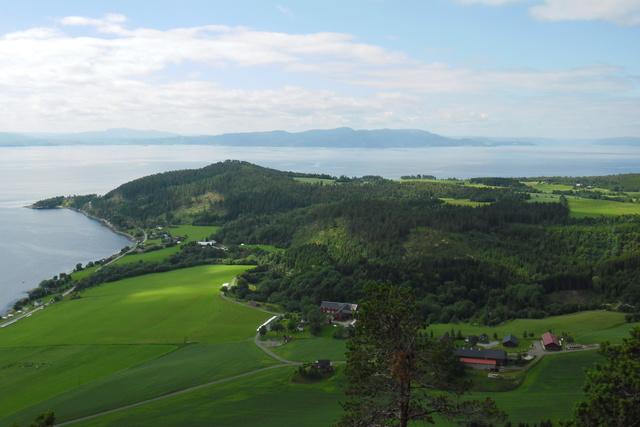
[{"x1": 0, "y1": 0, "x2": 638, "y2": 138}]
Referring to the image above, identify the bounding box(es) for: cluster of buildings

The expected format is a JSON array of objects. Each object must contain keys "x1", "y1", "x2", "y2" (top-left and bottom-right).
[
  {"x1": 456, "y1": 331, "x2": 563, "y2": 370},
  {"x1": 320, "y1": 301, "x2": 358, "y2": 321}
]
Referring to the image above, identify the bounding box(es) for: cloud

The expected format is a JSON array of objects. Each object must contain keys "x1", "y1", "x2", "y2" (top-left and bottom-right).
[
  {"x1": 530, "y1": 0, "x2": 640, "y2": 26},
  {"x1": 0, "y1": 13, "x2": 637, "y2": 137}
]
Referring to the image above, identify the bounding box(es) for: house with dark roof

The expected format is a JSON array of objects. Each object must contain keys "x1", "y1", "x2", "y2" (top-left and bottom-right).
[
  {"x1": 542, "y1": 332, "x2": 561, "y2": 351},
  {"x1": 320, "y1": 301, "x2": 358, "y2": 321},
  {"x1": 454, "y1": 348, "x2": 508, "y2": 369},
  {"x1": 502, "y1": 334, "x2": 519, "y2": 347}
]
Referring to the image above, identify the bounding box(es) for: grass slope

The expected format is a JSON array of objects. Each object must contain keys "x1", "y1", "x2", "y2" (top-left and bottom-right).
[
  {"x1": 478, "y1": 351, "x2": 602, "y2": 423},
  {"x1": 430, "y1": 310, "x2": 634, "y2": 348},
  {"x1": 5, "y1": 343, "x2": 276, "y2": 425},
  {"x1": 0, "y1": 265, "x2": 261, "y2": 346},
  {"x1": 0, "y1": 345, "x2": 174, "y2": 420},
  {"x1": 75, "y1": 367, "x2": 345, "y2": 427}
]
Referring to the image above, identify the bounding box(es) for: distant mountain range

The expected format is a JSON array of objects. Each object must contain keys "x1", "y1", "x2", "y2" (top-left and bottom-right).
[{"x1": 0, "y1": 127, "x2": 638, "y2": 148}]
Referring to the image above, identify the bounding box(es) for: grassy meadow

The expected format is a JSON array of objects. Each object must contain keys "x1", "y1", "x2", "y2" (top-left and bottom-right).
[
  {"x1": 429, "y1": 310, "x2": 638, "y2": 352},
  {"x1": 0, "y1": 264, "x2": 276, "y2": 425}
]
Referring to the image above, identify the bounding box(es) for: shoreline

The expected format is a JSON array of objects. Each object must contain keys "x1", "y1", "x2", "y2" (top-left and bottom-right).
[{"x1": 1, "y1": 206, "x2": 137, "y2": 319}]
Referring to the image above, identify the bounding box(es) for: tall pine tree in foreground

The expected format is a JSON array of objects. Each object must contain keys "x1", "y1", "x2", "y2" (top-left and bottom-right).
[
  {"x1": 573, "y1": 327, "x2": 640, "y2": 426},
  {"x1": 337, "y1": 284, "x2": 505, "y2": 427}
]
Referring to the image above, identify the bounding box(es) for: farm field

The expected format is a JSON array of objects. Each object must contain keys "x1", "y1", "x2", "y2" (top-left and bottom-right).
[
  {"x1": 293, "y1": 176, "x2": 336, "y2": 185},
  {"x1": 4, "y1": 342, "x2": 276, "y2": 425},
  {"x1": 270, "y1": 326, "x2": 347, "y2": 362},
  {"x1": 115, "y1": 225, "x2": 219, "y2": 265},
  {"x1": 69, "y1": 347, "x2": 603, "y2": 426},
  {"x1": 476, "y1": 350, "x2": 602, "y2": 423},
  {"x1": 74, "y1": 366, "x2": 345, "y2": 427},
  {"x1": 568, "y1": 197, "x2": 640, "y2": 217},
  {"x1": 0, "y1": 264, "x2": 276, "y2": 426},
  {"x1": 0, "y1": 265, "x2": 258, "y2": 346},
  {"x1": 440, "y1": 197, "x2": 490, "y2": 207},
  {"x1": 0, "y1": 345, "x2": 174, "y2": 421},
  {"x1": 430, "y1": 310, "x2": 638, "y2": 351}
]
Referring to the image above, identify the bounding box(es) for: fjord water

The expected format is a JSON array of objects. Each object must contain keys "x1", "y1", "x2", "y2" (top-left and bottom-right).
[
  {"x1": 0, "y1": 209, "x2": 131, "y2": 311},
  {"x1": 1, "y1": 143, "x2": 640, "y2": 310}
]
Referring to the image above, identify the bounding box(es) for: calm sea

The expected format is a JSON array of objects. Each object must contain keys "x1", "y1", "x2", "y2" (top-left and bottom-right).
[{"x1": 1, "y1": 143, "x2": 639, "y2": 310}]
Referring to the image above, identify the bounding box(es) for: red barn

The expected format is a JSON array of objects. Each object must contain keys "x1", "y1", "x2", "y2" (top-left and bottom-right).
[
  {"x1": 542, "y1": 332, "x2": 561, "y2": 351},
  {"x1": 320, "y1": 301, "x2": 358, "y2": 321}
]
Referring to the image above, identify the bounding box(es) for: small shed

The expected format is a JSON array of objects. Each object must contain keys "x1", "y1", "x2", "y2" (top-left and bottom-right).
[{"x1": 502, "y1": 334, "x2": 519, "y2": 347}]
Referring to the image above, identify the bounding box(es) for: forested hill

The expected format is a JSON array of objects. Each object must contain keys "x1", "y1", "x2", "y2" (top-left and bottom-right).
[{"x1": 37, "y1": 161, "x2": 640, "y2": 325}]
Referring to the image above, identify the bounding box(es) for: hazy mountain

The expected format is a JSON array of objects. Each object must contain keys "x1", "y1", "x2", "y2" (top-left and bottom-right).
[{"x1": 0, "y1": 127, "x2": 533, "y2": 148}]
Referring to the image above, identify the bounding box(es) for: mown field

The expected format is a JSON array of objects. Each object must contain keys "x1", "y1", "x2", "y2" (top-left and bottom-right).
[
  {"x1": 0, "y1": 264, "x2": 275, "y2": 425},
  {"x1": 269, "y1": 326, "x2": 348, "y2": 362},
  {"x1": 430, "y1": 310, "x2": 638, "y2": 352},
  {"x1": 70, "y1": 348, "x2": 603, "y2": 426}
]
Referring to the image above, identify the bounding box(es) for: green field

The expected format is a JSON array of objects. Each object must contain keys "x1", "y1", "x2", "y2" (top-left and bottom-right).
[
  {"x1": 568, "y1": 197, "x2": 640, "y2": 217},
  {"x1": 293, "y1": 177, "x2": 336, "y2": 185},
  {"x1": 75, "y1": 366, "x2": 345, "y2": 427},
  {"x1": 69, "y1": 350, "x2": 602, "y2": 427},
  {"x1": 478, "y1": 350, "x2": 602, "y2": 423},
  {"x1": 0, "y1": 264, "x2": 277, "y2": 425},
  {"x1": 270, "y1": 326, "x2": 347, "y2": 362},
  {"x1": 440, "y1": 197, "x2": 491, "y2": 207},
  {"x1": 430, "y1": 310, "x2": 638, "y2": 351},
  {"x1": 115, "y1": 225, "x2": 219, "y2": 265}
]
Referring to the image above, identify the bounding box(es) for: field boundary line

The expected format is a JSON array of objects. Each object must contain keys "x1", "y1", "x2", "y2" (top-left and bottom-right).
[{"x1": 55, "y1": 364, "x2": 290, "y2": 426}]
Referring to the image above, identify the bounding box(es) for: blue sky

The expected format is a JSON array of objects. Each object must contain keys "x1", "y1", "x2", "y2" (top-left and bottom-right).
[{"x1": 0, "y1": 0, "x2": 638, "y2": 137}]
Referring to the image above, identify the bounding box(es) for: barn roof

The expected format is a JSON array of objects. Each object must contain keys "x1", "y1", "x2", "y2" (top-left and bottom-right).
[
  {"x1": 459, "y1": 357, "x2": 496, "y2": 366},
  {"x1": 454, "y1": 348, "x2": 507, "y2": 361},
  {"x1": 542, "y1": 332, "x2": 560, "y2": 347}
]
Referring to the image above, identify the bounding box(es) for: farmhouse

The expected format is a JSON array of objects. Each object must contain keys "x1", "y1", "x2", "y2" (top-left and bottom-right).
[
  {"x1": 320, "y1": 301, "x2": 358, "y2": 321},
  {"x1": 454, "y1": 348, "x2": 508, "y2": 369},
  {"x1": 502, "y1": 334, "x2": 519, "y2": 347},
  {"x1": 542, "y1": 332, "x2": 561, "y2": 351}
]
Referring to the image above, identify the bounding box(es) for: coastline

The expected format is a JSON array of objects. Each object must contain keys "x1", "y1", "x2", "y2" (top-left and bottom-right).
[
  {"x1": 1, "y1": 206, "x2": 137, "y2": 319},
  {"x1": 28, "y1": 204, "x2": 136, "y2": 242}
]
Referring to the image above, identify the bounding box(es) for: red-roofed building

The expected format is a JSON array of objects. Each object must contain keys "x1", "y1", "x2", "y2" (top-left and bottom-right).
[
  {"x1": 542, "y1": 332, "x2": 561, "y2": 351},
  {"x1": 459, "y1": 357, "x2": 496, "y2": 368}
]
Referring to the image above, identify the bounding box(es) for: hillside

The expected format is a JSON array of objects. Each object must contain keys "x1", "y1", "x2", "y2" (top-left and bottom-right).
[{"x1": 32, "y1": 161, "x2": 640, "y2": 326}]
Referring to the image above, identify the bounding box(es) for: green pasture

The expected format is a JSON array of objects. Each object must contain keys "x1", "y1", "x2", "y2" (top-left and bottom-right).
[
  {"x1": 429, "y1": 310, "x2": 635, "y2": 349},
  {"x1": 5, "y1": 342, "x2": 276, "y2": 425},
  {"x1": 568, "y1": 197, "x2": 640, "y2": 217},
  {"x1": 75, "y1": 366, "x2": 345, "y2": 427},
  {"x1": 523, "y1": 181, "x2": 574, "y2": 193},
  {"x1": 0, "y1": 265, "x2": 263, "y2": 346},
  {"x1": 0, "y1": 264, "x2": 275, "y2": 425},
  {"x1": 72, "y1": 349, "x2": 603, "y2": 427},
  {"x1": 293, "y1": 177, "x2": 336, "y2": 185},
  {"x1": 270, "y1": 326, "x2": 347, "y2": 362},
  {"x1": 477, "y1": 350, "x2": 602, "y2": 423},
  {"x1": 0, "y1": 345, "x2": 173, "y2": 421},
  {"x1": 440, "y1": 198, "x2": 490, "y2": 207}
]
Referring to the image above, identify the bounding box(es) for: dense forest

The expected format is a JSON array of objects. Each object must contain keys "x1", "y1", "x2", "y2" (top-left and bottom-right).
[{"x1": 43, "y1": 161, "x2": 640, "y2": 324}]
